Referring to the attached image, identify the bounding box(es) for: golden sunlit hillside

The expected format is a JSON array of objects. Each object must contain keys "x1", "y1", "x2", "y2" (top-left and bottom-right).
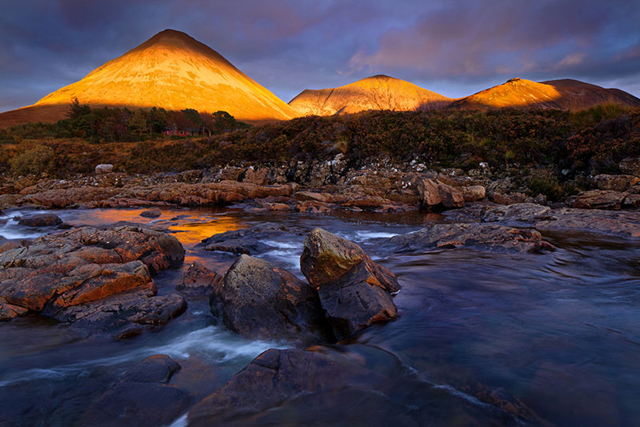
[
  {"x1": 452, "y1": 77, "x2": 640, "y2": 111},
  {"x1": 288, "y1": 75, "x2": 452, "y2": 116},
  {"x1": 0, "y1": 29, "x2": 296, "y2": 126}
]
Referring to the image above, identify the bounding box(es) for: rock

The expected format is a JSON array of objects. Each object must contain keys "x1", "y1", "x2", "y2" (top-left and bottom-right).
[
  {"x1": 383, "y1": 223, "x2": 555, "y2": 254},
  {"x1": 418, "y1": 178, "x2": 465, "y2": 209},
  {"x1": 297, "y1": 201, "x2": 333, "y2": 213},
  {"x1": 300, "y1": 228, "x2": 400, "y2": 293},
  {"x1": 481, "y1": 203, "x2": 553, "y2": 223},
  {"x1": 571, "y1": 190, "x2": 627, "y2": 210},
  {"x1": 593, "y1": 174, "x2": 639, "y2": 192},
  {"x1": 82, "y1": 355, "x2": 192, "y2": 427},
  {"x1": 317, "y1": 262, "x2": 398, "y2": 341},
  {"x1": 140, "y1": 208, "x2": 161, "y2": 218},
  {"x1": 210, "y1": 255, "x2": 329, "y2": 344},
  {"x1": 95, "y1": 164, "x2": 114, "y2": 175},
  {"x1": 202, "y1": 223, "x2": 307, "y2": 255},
  {"x1": 620, "y1": 157, "x2": 640, "y2": 177},
  {"x1": 460, "y1": 185, "x2": 486, "y2": 202},
  {"x1": 0, "y1": 297, "x2": 29, "y2": 321},
  {"x1": 188, "y1": 346, "x2": 520, "y2": 427},
  {"x1": 0, "y1": 241, "x2": 21, "y2": 254},
  {"x1": 176, "y1": 262, "x2": 222, "y2": 296},
  {"x1": 55, "y1": 290, "x2": 187, "y2": 338},
  {"x1": 300, "y1": 228, "x2": 400, "y2": 340},
  {"x1": 295, "y1": 191, "x2": 329, "y2": 202},
  {"x1": 17, "y1": 213, "x2": 62, "y2": 227},
  {"x1": 0, "y1": 225, "x2": 185, "y2": 331},
  {"x1": 623, "y1": 193, "x2": 640, "y2": 208}
]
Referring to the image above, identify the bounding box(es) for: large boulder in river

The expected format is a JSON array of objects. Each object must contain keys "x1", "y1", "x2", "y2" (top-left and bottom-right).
[
  {"x1": 210, "y1": 255, "x2": 329, "y2": 344},
  {"x1": 0, "y1": 225, "x2": 186, "y2": 334},
  {"x1": 301, "y1": 228, "x2": 400, "y2": 340},
  {"x1": 82, "y1": 355, "x2": 192, "y2": 427}
]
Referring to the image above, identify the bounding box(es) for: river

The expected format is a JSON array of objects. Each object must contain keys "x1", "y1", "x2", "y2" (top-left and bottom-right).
[{"x1": 1, "y1": 207, "x2": 639, "y2": 426}]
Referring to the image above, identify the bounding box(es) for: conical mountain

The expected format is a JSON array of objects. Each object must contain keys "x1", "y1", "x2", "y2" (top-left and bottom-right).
[
  {"x1": 289, "y1": 75, "x2": 452, "y2": 116},
  {"x1": 452, "y1": 77, "x2": 640, "y2": 111},
  {"x1": 2, "y1": 29, "x2": 296, "y2": 125}
]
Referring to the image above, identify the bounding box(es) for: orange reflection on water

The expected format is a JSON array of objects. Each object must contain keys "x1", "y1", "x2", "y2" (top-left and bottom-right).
[
  {"x1": 168, "y1": 217, "x2": 244, "y2": 246},
  {"x1": 65, "y1": 208, "x2": 245, "y2": 248}
]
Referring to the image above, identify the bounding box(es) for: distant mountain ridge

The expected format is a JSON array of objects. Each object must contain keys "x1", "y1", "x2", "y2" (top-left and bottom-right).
[
  {"x1": 1, "y1": 29, "x2": 296, "y2": 125},
  {"x1": 0, "y1": 30, "x2": 638, "y2": 128},
  {"x1": 289, "y1": 75, "x2": 452, "y2": 116},
  {"x1": 451, "y1": 78, "x2": 640, "y2": 111}
]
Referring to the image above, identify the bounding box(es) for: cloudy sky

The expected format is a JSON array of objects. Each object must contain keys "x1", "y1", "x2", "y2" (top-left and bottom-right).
[{"x1": 1, "y1": 0, "x2": 639, "y2": 112}]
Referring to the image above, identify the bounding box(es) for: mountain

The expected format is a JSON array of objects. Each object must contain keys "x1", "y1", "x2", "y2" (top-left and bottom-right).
[
  {"x1": 451, "y1": 78, "x2": 640, "y2": 111},
  {"x1": 288, "y1": 75, "x2": 452, "y2": 116},
  {"x1": 0, "y1": 29, "x2": 296, "y2": 125}
]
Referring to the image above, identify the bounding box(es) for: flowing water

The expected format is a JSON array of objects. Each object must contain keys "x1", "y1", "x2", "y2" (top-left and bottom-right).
[{"x1": 0, "y1": 207, "x2": 639, "y2": 426}]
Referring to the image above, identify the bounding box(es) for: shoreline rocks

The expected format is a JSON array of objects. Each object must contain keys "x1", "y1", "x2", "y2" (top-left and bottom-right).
[{"x1": 0, "y1": 224, "x2": 186, "y2": 337}]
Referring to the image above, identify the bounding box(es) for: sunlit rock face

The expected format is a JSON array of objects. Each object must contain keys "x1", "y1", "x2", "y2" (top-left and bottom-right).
[
  {"x1": 288, "y1": 74, "x2": 452, "y2": 116},
  {"x1": 33, "y1": 29, "x2": 296, "y2": 122},
  {"x1": 451, "y1": 77, "x2": 640, "y2": 110}
]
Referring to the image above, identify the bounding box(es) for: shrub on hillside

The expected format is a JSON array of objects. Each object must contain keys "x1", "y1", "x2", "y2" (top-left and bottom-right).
[{"x1": 9, "y1": 145, "x2": 55, "y2": 176}]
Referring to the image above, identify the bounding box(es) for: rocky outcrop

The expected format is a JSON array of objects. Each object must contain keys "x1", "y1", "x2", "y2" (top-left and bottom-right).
[
  {"x1": 82, "y1": 355, "x2": 192, "y2": 427},
  {"x1": 570, "y1": 190, "x2": 627, "y2": 210},
  {"x1": 0, "y1": 225, "x2": 186, "y2": 335},
  {"x1": 188, "y1": 346, "x2": 520, "y2": 427},
  {"x1": 17, "y1": 213, "x2": 63, "y2": 227},
  {"x1": 301, "y1": 228, "x2": 400, "y2": 340},
  {"x1": 210, "y1": 255, "x2": 329, "y2": 344},
  {"x1": 176, "y1": 262, "x2": 222, "y2": 296},
  {"x1": 418, "y1": 178, "x2": 466, "y2": 209},
  {"x1": 383, "y1": 223, "x2": 555, "y2": 254},
  {"x1": 593, "y1": 174, "x2": 639, "y2": 192}
]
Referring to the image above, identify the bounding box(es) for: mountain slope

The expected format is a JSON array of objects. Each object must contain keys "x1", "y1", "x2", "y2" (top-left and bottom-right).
[
  {"x1": 452, "y1": 78, "x2": 640, "y2": 111},
  {"x1": 289, "y1": 75, "x2": 452, "y2": 116},
  {"x1": 2, "y1": 29, "x2": 296, "y2": 125}
]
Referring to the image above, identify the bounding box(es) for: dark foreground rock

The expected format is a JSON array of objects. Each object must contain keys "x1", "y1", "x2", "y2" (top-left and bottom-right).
[
  {"x1": 0, "y1": 225, "x2": 186, "y2": 336},
  {"x1": 210, "y1": 255, "x2": 329, "y2": 344},
  {"x1": 188, "y1": 345, "x2": 522, "y2": 427},
  {"x1": 383, "y1": 223, "x2": 555, "y2": 254},
  {"x1": 82, "y1": 355, "x2": 192, "y2": 427},
  {"x1": 202, "y1": 222, "x2": 308, "y2": 255},
  {"x1": 17, "y1": 213, "x2": 63, "y2": 227},
  {"x1": 140, "y1": 208, "x2": 162, "y2": 218},
  {"x1": 301, "y1": 228, "x2": 401, "y2": 340}
]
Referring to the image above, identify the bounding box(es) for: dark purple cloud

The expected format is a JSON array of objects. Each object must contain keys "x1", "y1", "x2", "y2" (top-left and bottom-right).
[{"x1": 1, "y1": 0, "x2": 638, "y2": 112}]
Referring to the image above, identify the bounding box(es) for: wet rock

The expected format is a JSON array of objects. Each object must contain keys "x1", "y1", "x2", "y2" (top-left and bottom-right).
[
  {"x1": 620, "y1": 157, "x2": 640, "y2": 177},
  {"x1": 0, "y1": 297, "x2": 29, "y2": 321},
  {"x1": 140, "y1": 208, "x2": 161, "y2": 218},
  {"x1": 17, "y1": 213, "x2": 62, "y2": 227},
  {"x1": 0, "y1": 241, "x2": 21, "y2": 254},
  {"x1": 55, "y1": 290, "x2": 187, "y2": 338},
  {"x1": 383, "y1": 223, "x2": 555, "y2": 254},
  {"x1": 202, "y1": 223, "x2": 307, "y2": 255},
  {"x1": 0, "y1": 225, "x2": 185, "y2": 330},
  {"x1": 188, "y1": 346, "x2": 520, "y2": 427},
  {"x1": 481, "y1": 203, "x2": 553, "y2": 223},
  {"x1": 210, "y1": 255, "x2": 328, "y2": 344},
  {"x1": 571, "y1": 190, "x2": 626, "y2": 210},
  {"x1": 95, "y1": 164, "x2": 114, "y2": 175},
  {"x1": 317, "y1": 262, "x2": 398, "y2": 341},
  {"x1": 82, "y1": 355, "x2": 192, "y2": 427},
  {"x1": 593, "y1": 174, "x2": 639, "y2": 192},
  {"x1": 301, "y1": 228, "x2": 400, "y2": 293},
  {"x1": 297, "y1": 200, "x2": 333, "y2": 213},
  {"x1": 300, "y1": 228, "x2": 400, "y2": 339},
  {"x1": 623, "y1": 193, "x2": 640, "y2": 208},
  {"x1": 176, "y1": 262, "x2": 222, "y2": 296}
]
